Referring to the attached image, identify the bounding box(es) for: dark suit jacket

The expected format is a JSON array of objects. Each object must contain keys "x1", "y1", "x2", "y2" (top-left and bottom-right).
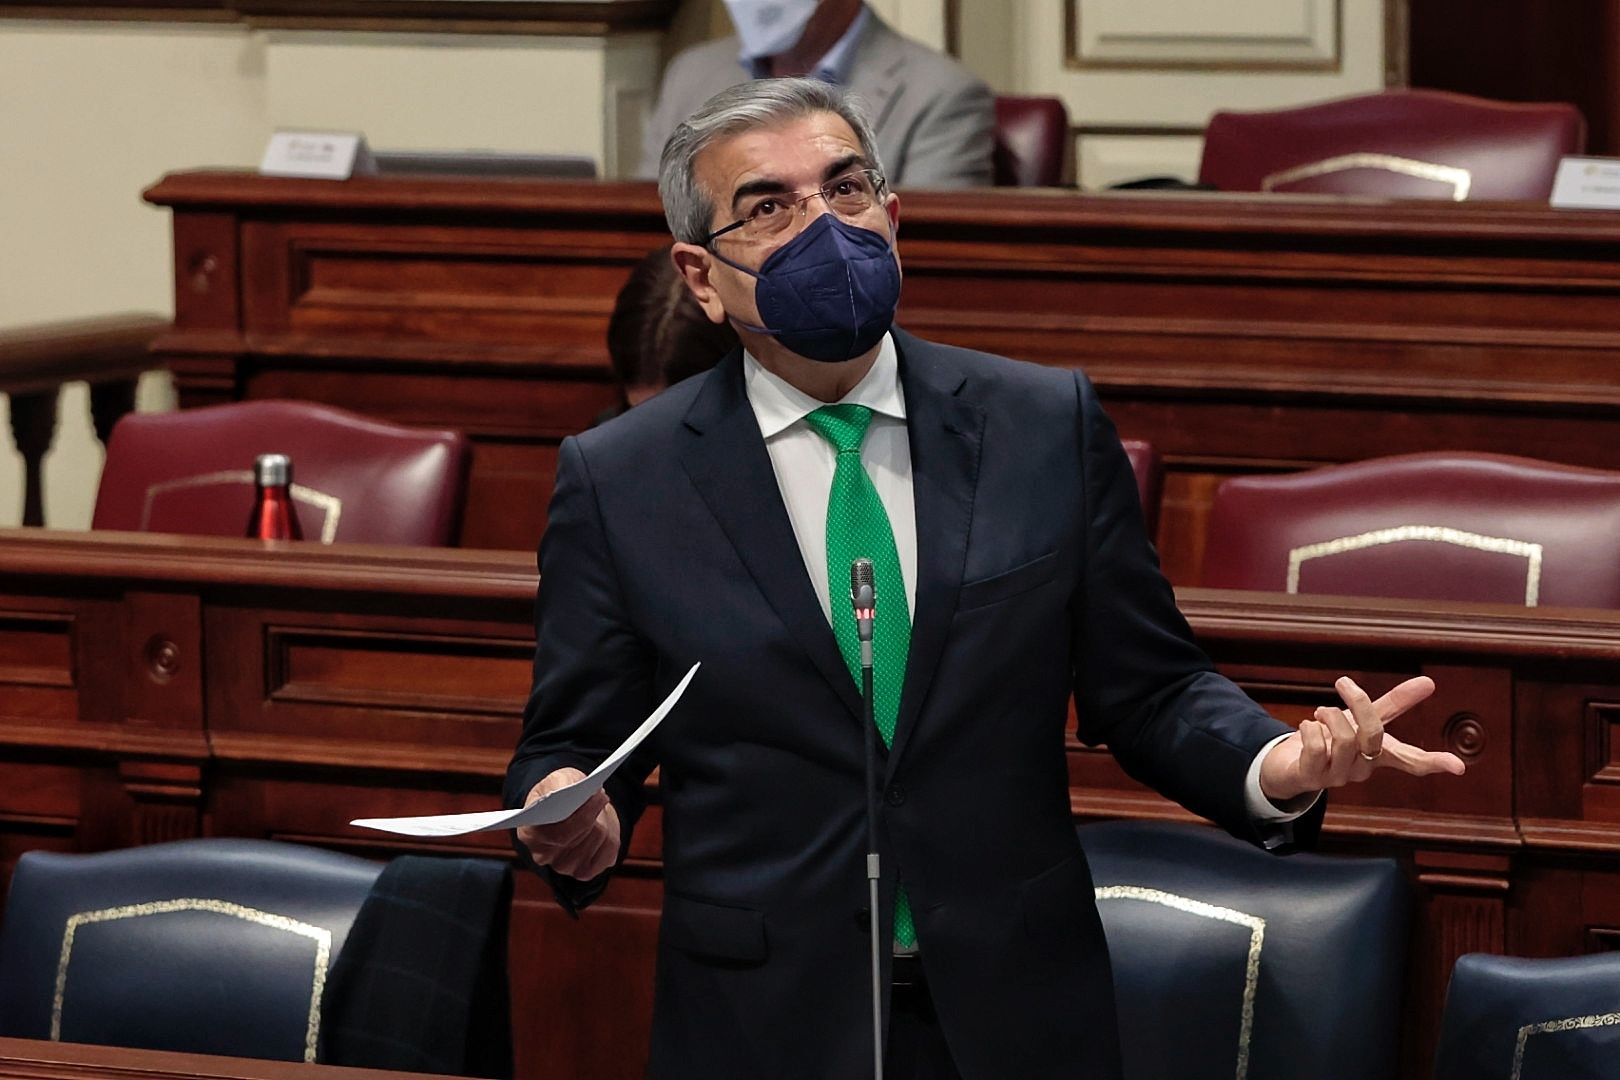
[{"x1": 505, "y1": 329, "x2": 1318, "y2": 1080}]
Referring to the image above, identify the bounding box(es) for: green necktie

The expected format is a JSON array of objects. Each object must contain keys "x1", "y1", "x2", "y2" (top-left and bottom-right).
[{"x1": 802, "y1": 404, "x2": 916, "y2": 950}]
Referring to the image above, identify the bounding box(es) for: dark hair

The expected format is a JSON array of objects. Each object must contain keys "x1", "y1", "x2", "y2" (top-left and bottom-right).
[{"x1": 607, "y1": 246, "x2": 738, "y2": 395}]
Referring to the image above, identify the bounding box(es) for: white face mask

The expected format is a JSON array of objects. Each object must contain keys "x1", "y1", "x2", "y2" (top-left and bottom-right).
[{"x1": 723, "y1": 0, "x2": 821, "y2": 59}]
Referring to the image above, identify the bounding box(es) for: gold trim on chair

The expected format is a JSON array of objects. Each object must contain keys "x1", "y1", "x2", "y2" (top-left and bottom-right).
[
  {"x1": 1512, "y1": 1011, "x2": 1620, "y2": 1080},
  {"x1": 1286, "y1": 525, "x2": 1542, "y2": 605},
  {"x1": 1095, "y1": 885, "x2": 1265, "y2": 1080},
  {"x1": 141, "y1": 471, "x2": 344, "y2": 543},
  {"x1": 1261, "y1": 153, "x2": 1472, "y2": 200},
  {"x1": 52, "y1": 898, "x2": 333, "y2": 1063}
]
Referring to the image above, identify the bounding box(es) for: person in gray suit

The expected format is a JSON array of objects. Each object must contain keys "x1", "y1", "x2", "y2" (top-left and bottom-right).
[{"x1": 637, "y1": 0, "x2": 994, "y2": 188}]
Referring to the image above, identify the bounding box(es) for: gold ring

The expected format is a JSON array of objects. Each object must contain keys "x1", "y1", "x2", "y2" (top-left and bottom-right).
[{"x1": 1359, "y1": 749, "x2": 1383, "y2": 762}]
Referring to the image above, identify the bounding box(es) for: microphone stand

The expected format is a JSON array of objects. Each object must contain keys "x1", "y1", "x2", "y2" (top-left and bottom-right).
[{"x1": 850, "y1": 558, "x2": 884, "y2": 1080}]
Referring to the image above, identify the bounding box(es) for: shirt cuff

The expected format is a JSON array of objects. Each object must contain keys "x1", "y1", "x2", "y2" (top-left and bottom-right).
[{"x1": 1245, "y1": 732, "x2": 1322, "y2": 823}]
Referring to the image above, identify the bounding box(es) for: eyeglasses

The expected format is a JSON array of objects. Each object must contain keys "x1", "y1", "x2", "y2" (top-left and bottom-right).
[{"x1": 706, "y1": 168, "x2": 888, "y2": 246}]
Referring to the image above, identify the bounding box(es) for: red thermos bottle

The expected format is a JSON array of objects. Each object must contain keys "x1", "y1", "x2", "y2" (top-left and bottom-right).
[{"x1": 246, "y1": 453, "x2": 303, "y2": 540}]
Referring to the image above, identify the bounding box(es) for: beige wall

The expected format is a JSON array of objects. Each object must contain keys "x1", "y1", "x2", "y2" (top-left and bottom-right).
[{"x1": 0, "y1": 20, "x2": 266, "y2": 530}]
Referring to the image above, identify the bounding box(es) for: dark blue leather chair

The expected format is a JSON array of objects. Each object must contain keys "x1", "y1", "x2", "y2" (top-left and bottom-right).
[
  {"x1": 1078, "y1": 820, "x2": 1408, "y2": 1080},
  {"x1": 1435, "y1": 952, "x2": 1620, "y2": 1080},
  {"x1": 0, "y1": 839, "x2": 380, "y2": 1063},
  {"x1": 0, "y1": 838, "x2": 513, "y2": 1076}
]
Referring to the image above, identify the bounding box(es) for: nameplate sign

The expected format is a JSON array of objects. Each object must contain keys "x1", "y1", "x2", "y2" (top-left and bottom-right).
[
  {"x1": 259, "y1": 131, "x2": 376, "y2": 180},
  {"x1": 1550, "y1": 156, "x2": 1620, "y2": 210}
]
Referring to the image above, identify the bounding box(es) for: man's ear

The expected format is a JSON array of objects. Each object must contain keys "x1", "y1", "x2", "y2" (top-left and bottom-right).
[
  {"x1": 671, "y1": 243, "x2": 729, "y2": 325},
  {"x1": 884, "y1": 191, "x2": 901, "y2": 240}
]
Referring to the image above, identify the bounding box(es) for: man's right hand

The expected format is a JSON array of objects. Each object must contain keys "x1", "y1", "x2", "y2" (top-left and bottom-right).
[{"x1": 515, "y1": 768, "x2": 622, "y2": 881}]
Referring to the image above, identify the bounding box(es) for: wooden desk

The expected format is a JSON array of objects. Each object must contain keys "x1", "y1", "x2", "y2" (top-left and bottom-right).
[
  {"x1": 4, "y1": 528, "x2": 1620, "y2": 1077},
  {"x1": 0, "y1": 315, "x2": 166, "y2": 527},
  {"x1": 145, "y1": 172, "x2": 1620, "y2": 580},
  {"x1": 0, "y1": 1036, "x2": 453, "y2": 1079}
]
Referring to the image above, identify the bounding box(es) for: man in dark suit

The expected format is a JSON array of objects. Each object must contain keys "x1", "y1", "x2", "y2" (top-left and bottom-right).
[{"x1": 506, "y1": 78, "x2": 1465, "y2": 1080}]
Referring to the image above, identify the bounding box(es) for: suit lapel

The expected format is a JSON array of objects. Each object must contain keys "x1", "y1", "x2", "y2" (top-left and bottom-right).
[
  {"x1": 887, "y1": 330, "x2": 983, "y2": 777},
  {"x1": 680, "y1": 352, "x2": 864, "y2": 722},
  {"x1": 847, "y1": 16, "x2": 907, "y2": 134}
]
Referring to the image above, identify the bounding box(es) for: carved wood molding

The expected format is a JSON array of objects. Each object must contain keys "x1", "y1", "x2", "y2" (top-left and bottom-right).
[
  {"x1": 0, "y1": 0, "x2": 677, "y2": 33},
  {"x1": 0, "y1": 528, "x2": 535, "y2": 599},
  {"x1": 1178, "y1": 588, "x2": 1620, "y2": 661}
]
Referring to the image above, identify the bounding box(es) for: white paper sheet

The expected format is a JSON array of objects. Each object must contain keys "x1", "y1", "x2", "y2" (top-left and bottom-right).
[{"x1": 350, "y1": 662, "x2": 699, "y2": 837}]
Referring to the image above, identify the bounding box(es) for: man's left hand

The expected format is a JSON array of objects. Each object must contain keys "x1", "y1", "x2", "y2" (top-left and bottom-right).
[{"x1": 1259, "y1": 675, "x2": 1466, "y2": 805}]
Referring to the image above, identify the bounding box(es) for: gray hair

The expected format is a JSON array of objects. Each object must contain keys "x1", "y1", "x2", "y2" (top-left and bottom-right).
[{"x1": 657, "y1": 77, "x2": 886, "y2": 245}]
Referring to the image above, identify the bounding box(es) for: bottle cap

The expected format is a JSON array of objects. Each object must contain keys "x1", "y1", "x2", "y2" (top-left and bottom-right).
[{"x1": 254, "y1": 453, "x2": 292, "y2": 487}]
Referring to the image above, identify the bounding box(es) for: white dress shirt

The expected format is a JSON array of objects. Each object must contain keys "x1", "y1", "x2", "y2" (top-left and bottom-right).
[
  {"x1": 741, "y1": 333, "x2": 1309, "y2": 823},
  {"x1": 745, "y1": 333, "x2": 917, "y2": 622}
]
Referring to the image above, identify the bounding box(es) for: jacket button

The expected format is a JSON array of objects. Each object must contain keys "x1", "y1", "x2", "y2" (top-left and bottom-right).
[{"x1": 885, "y1": 784, "x2": 906, "y2": 807}]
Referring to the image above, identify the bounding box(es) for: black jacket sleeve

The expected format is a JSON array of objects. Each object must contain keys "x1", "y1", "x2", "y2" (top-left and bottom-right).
[
  {"x1": 1067, "y1": 371, "x2": 1324, "y2": 849},
  {"x1": 504, "y1": 436, "x2": 660, "y2": 913}
]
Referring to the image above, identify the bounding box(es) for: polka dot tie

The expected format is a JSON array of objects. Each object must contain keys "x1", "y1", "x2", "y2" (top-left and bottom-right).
[{"x1": 802, "y1": 404, "x2": 916, "y2": 950}]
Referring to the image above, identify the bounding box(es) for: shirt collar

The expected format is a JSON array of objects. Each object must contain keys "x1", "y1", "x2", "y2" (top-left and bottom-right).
[
  {"x1": 744, "y1": 331, "x2": 905, "y2": 439},
  {"x1": 743, "y1": 3, "x2": 870, "y2": 84}
]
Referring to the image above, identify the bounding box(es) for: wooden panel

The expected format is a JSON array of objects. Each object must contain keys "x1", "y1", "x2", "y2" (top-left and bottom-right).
[
  {"x1": 147, "y1": 172, "x2": 1620, "y2": 556},
  {"x1": 0, "y1": 1036, "x2": 461, "y2": 1079},
  {"x1": 268, "y1": 627, "x2": 528, "y2": 713},
  {"x1": 1068, "y1": 0, "x2": 1340, "y2": 69},
  {"x1": 0, "y1": 612, "x2": 74, "y2": 693},
  {"x1": 9, "y1": 529, "x2": 1620, "y2": 1077},
  {"x1": 0, "y1": 0, "x2": 677, "y2": 34},
  {"x1": 1410, "y1": 0, "x2": 1620, "y2": 155}
]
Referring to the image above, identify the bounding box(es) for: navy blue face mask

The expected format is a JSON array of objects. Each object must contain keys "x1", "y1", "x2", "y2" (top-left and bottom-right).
[{"x1": 712, "y1": 213, "x2": 902, "y2": 363}]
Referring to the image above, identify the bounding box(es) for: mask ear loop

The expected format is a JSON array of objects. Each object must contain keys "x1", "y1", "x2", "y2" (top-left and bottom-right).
[{"x1": 706, "y1": 241, "x2": 780, "y2": 338}]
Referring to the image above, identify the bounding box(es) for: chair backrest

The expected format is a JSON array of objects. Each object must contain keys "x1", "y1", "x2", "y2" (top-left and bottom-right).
[
  {"x1": 1435, "y1": 952, "x2": 1620, "y2": 1080},
  {"x1": 0, "y1": 839, "x2": 381, "y2": 1063},
  {"x1": 994, "y1": 95, "x2": 1071, "y2": 187},
  {"x1": 92, "y1": 400, "x2": 470, "y2": 546},
  {"x1": 1078, "y1": 820, "x2": 1408, "y2": 1080},
  {"x1": 1198, "y1": 88, "x2": 1585, "y2": 200},
  {"x1": 1201, "y1": 452, "x2": 1620, "y2": 608},
  {"x1": 1120, "y1": 438, "x2": 1164, "y2": 538}
]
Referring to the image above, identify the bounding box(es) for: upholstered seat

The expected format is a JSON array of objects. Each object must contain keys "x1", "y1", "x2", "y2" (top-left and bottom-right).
[
  {"x1": 92, "y1": 400, "x2": 470, "y2": 546},
  {"x1": 0, "y1": 839, "x2": 512, "y2": 1075},
  {"x1": 1120, "y1": 438, "x2": 1164, "y2": 538},
  {"x1": 1201, "y1": 452, "x2": 1620, "y2": 607},
  {"x1": 1079, "y1": 820, "x2": 1407, "y2": 1080},
  {"x1": 0, "y1": 840, "x2": 379, "y2": 1063},
  {"x1": 994, "y1": 95, "x2": 1071, "y2": 187},
  {"x1": 1199, "y1": 89, "x2": 1585, "y2": 201},
  {"x1": 1434, "y1": 952, "x2": 1620, "y2": 1080}
]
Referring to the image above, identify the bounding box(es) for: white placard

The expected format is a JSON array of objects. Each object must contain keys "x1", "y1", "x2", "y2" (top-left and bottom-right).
[
  {"x1": 1550, "y1": 156, "x2": 1620, "y2": 210},
  {"x1": 259, "y1": 131, "x2": 376, "y2": 180}
]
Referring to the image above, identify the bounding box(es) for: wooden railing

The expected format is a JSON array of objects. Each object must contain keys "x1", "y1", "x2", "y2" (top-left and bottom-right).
[{"x1": 0, "y1": 314, "x2": 167, "y2": 527}]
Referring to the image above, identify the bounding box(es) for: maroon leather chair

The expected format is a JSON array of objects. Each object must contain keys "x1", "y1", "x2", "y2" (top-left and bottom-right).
[
  {"x1": 1202, "y1": 453, "x2": 1620, "y2": 607},
  {"x1": 994, "y1": 95, "x2": 1071, "y2": 187},
  {"x1": 92, "y1": 400, "x2": 470, "y2": 546},
  {"x1": 1198, "y1": 89, "x2": 1585, "y2": 201},
  {"x1": 1120, "y1": 438, "x2": 1163, "y2": 538}
]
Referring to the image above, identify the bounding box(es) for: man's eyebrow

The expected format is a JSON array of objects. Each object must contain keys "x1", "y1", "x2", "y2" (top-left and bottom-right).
[
  {"x1": 728, "y1": 154, "x2": 874, "y2": 212},
  {"x1": 822, "y1": 154, "x2": 869, "y2": 183},
  {"x1": 731, "y1": 176, "x2": 792, "y2": 212}
]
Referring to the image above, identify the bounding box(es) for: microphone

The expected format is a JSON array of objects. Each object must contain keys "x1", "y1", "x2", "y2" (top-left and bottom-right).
[
  {"x1": 850, "y1": 558, "x2": 875, "y2": 651},
  {"x1": 849, "y1": 557, "x2": 883, "y2": 1079}
]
